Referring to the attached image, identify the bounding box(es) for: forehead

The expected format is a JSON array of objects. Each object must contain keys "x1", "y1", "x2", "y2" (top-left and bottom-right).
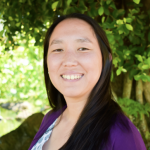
[{"x1": 50, "y1": 18, "x2": 96, "y2": 41}]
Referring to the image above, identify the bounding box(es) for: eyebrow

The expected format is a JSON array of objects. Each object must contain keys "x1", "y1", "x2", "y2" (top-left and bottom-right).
[
  {"x1": 50, "y1": 39, "x2": 62, "y2": 46},
  {"x1": 50, "y1": 37, "x2": 92, "y2": 46},
  {"x1": 75, "y1": 38, "x2": 92, "y2": 44}
]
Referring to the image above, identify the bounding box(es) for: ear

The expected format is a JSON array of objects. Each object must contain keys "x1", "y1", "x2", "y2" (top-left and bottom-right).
[{"x1": 109, "y1": 53, "x2": 112, "y2": 61}]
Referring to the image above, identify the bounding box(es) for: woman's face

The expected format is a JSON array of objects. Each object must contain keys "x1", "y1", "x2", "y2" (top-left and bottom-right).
[{"x1": 47, "y1": 18, "x2": 102, "y2": 101}]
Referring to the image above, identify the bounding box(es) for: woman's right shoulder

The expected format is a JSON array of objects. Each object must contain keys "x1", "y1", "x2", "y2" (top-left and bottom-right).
[
  {"x1": 40, "y1": 105, "x2": 67, "y2": 130},
  {"x1": 40, "y1": 110, "x2": 54, "y2": 126}
]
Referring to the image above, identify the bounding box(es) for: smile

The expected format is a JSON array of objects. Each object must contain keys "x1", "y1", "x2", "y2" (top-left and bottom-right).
[{"x1": 61, "y1": 74, "x2": 84, "y2": 80}]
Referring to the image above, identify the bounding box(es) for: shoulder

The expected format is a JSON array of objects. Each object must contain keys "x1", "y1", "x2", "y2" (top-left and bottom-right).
[
  {"x1": 28, "y1": 109, "x2": 60, "y2": 150},
  {"x1": 106, "y1": 113, "x2": 146, "y2": 150},
  {"x1": 40, "y1": 110, "x2": 53, "y2": 127},
  {"x1": 34, "y1": 110, "x2": 56, "y2": 138},
  {"x1": 28, "y1": 110, "x2": 54, "y2": 150}
]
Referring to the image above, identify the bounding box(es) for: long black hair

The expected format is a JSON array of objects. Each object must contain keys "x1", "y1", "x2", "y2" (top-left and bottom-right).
[{"x1": 43, "y1": 13, "x2": 128, "y2": 150}]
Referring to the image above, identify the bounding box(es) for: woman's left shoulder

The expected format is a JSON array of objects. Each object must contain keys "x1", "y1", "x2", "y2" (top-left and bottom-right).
[{"x1": 107, "y1": 113, "x2": 146, "y2": 150}]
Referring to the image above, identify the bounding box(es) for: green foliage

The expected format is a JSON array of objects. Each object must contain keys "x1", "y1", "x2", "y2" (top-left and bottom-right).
[
  {"x1": 0, "y1": 1, "x2": 149, "y2": 99},
  {"x1": 98, "y1": 7, "x2": 104, "y2": 16},
  {"x1": 133, "y1": 0, "x2": 141, "y2": 4},
  {"x1": 52, "y1": 1, "x2": 59, "y2": 10},
  {"x1": 118, "y1": 97, "x2": 150, "y2": 119},
  {"x1": 0, "y1": 45, "x2": 46, "y2": 103}
]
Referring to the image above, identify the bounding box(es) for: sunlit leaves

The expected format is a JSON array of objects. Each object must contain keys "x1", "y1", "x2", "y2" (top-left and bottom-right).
[
  {"x1": 134, "y1": 74, "x2": 150, "y2": 82},
  {"x1": 116, "y1": 66, "x2": 127, "y2": 76},
  {"x1": 135, "y1": 54, "x2": 143, "y2": 62},
  {"x1": 52, "y1": 1, "x2": 59, "y2": 10},
  {"x1": 102, "y1": 16, "x2": 105, "y2": 23},
  {"x1": 116, "y1": 19, "x2": 123, "y2": 25},
  {"x1": 126, "y1": 18, "x2": 132, "y2": 23},
  {"x1": 106, "y1": 0, "x2": 112, "y2": 5},
  {"x1": 118, "y1": 97, "x2": 150, "y2": 118},
  {"x1": 133, "y1": 0, "x2": 141, "y2": 4},
  {"x1": 98, "y1": 7, "x2": 104, "y2": 16},
  {"x1": 0, "y1": 0, "x2": 149, "y2": 105},
  {"x1": 67, "y1": 0, "x2": 72, "y2": 6},
  {"x1": 78, "y1": 1, "x2": 87, "y2": 14},
  {"x1": 126, "y1": 24, "x2": 133, "y2": 31},
  {"x1": 0, "y1": 46, "x2": 45, "y2": 101}
]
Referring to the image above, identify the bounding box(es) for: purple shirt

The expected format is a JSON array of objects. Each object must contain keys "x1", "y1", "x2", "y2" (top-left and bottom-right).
[{"x1": 28, "y1": 106, "x2": 146, "y2": 150}]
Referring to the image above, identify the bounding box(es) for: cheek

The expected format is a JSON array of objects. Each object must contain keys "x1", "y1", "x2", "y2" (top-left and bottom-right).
[
  {"x1": 47, "y1": 55, "x2": 61, "y2": 85},
  {"x1": 87, "y1": 55, "x2": 102, "y2": 85},
  {"x1": 47, "y1": 54, "x2": 60, "y2": 72},
  {"x1": 81, "y1": 52, "x2": 102, "y2": 74}
]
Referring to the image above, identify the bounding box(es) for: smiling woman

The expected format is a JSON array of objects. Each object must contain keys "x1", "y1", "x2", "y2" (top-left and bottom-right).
[
  {"x1": 28, "y1": 13, "x2": 146, "y2": 150},
  {"x1": 47, "y1": 18, "x2": 102, "y2": 101}
]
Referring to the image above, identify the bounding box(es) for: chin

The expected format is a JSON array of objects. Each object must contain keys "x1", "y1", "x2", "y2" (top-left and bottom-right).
[
  {"x1": 62, "y1": 91, "x2": 83, "y2": 97},
  {"x1": 63, "y1": 93, "x2": 81, "y2": 98},
  {"x1": 62, "y1": 90, "x2": 89, "y2": 100}
]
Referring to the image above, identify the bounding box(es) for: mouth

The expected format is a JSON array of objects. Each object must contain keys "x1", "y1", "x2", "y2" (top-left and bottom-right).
[{"x1": 61, "y1": 74, "x2": 84, "y2": 80}]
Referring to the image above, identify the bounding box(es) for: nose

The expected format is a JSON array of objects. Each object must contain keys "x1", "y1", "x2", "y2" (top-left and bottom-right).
[{"x1": 62, "y1": 51, "x2": 78, "y2": 67}]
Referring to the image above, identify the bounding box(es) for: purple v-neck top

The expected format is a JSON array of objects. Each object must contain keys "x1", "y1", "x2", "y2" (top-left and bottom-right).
[{"x1": 28, "y1": 106, "x2": 146, "y2": 150}]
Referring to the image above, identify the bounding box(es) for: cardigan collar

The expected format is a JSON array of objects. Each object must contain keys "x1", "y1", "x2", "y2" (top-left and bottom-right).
[{"x1": 28, "y1": 105, "x2": 67, "y2": 150}]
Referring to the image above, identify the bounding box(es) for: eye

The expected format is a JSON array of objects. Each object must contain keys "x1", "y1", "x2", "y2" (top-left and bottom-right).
[
  {"x1": 52, "y1": 49, "x2": 63, "y2": 52},
  {"x1": 78, "y1": 47, "x2": 89, "y2": 51}
]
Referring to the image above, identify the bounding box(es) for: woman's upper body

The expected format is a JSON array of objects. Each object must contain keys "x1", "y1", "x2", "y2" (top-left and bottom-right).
[
  {"x1": 29, "y1": 13, "x2": 147, "y2": 150},
  {"x1": 28, "y1": 106, "x2": 146, "y2": 150}
]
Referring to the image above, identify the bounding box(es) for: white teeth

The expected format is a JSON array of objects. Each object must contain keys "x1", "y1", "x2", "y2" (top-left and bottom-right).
[
  {"x1": 71, "y1": 75, "x2": 74, "y2": 80},
  {"x1": 62, "y1": 74, "x2": 83, "y2": 80}
]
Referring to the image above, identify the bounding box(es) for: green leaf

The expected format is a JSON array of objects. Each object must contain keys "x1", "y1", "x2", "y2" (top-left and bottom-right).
[
  {"x1": 141, "y1": 65, "x2": 149, "y2": 70},
  {"x1": 135, "y1": 54, "x2": 143, "y2": 62},
  {"x1": 16, "y1": 22, "x2": 20, "y2": 27},
  {"x1": 132, "y1": 8, "x2": 140, "y2": 14},
  {"x1": 133, "y1": 0, "x2": 140, "y2": 4},
  {"x1": 122, "y1": 68, "x2": 127, "y2": 72},
  {"x1": 113, "y1": 57, "x2": 120, "y2": 67},
  {"x1": 110, "y1": 3, "x2": 116, "y2": 9},
  {"x1": 123, "y1": 18, "x2": 126, "y2": 23},
  {"x1": 117, "y1": 24, "x2": 129, "y2": 34},
  {"x1": 129, "y1": 69, "x2": 139, "y2": 79},
  {"x1": 102, "y1": 16, "x2": 105, "y2": 23},
  {"x1": 28, "y1": 0, "x2": 31, "y2": 5},
  {"x1": 106, "y1": 0, "x2": 111, "y2": 5},
  {"x1": 119, "y1": 30, "x2": 123, "y2": 34},
  {"x1": 52, "y1": 1, "x2": 59, "y2": 10},
  {"x1": 67, "y1": 0, "x2": 72, "y2": 6},
  {"x1": 126, "y1": 24, "x2": 133, "y2": 31},
  {"x1": 112, "y1": 9, "x2": 125, "y2": 18},
  {"x1": 116, "y1": 67, "x2": 122, "y2": 76},
  {"x1": 78, "y1": 1, "x2": 87, "y2": 13},
  {"x1": 116, "y1": 19, "x2": 123, "y2": 25},
  {"x1": 134, "y1": 74, "x2": 141, "y2": 81},
  {"x1": 140, "y1": 74, "x2": 150, "y2": 82},
  {"x1": 107, "y1": 34, "x2": 115, "y2": 44},
  {"x1": 98, "y1": 7, "x2": 104, "y2": 16},
  {"x1": 126, "y1": 18, "x2": 132, "y2": 23},
  {"x1": 104, "y1": 8, "x2": 110, "y2": 15},
  {"x1": 145, "y1": 57, "x2": 150, "y2": 65},
  {"x1": 8, "y1": 16, "x2": 13, "y2": 21}
]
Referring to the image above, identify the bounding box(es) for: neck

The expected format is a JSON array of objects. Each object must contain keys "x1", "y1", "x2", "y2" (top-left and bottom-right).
[{"x1": 62, "y1": 96, "x2": 87, "y2": 124}]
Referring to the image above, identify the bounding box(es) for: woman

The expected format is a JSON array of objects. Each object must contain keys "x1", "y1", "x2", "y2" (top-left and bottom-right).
[{"x1": 29, "y1": 13, "x2": 146, "y2": 150}]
